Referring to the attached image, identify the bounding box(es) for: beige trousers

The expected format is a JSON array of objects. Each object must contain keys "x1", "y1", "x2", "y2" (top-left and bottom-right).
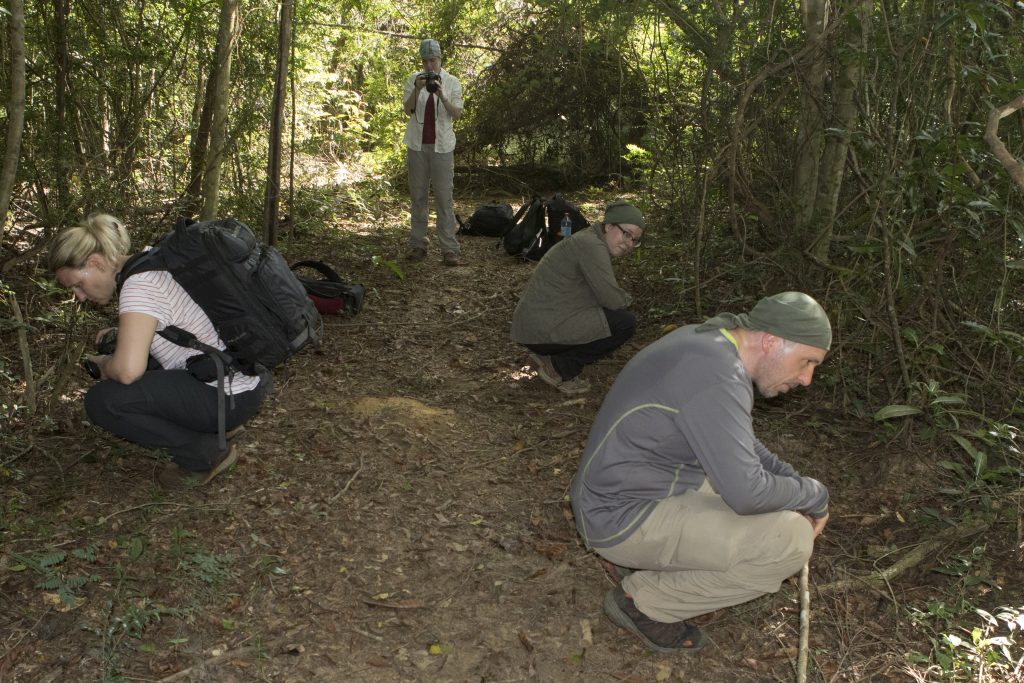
[
  {"x1": 597, "y1": 480, "x2": 814, "y2": 623},
  {"x1": 407, "y1": 145, "x2": 459, "y2": 254}
]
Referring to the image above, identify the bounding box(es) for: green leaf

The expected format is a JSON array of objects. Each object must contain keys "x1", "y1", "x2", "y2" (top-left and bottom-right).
[
  {"x1": 873, "y1": 405, "x2": 923, "y2": 420},
  {"x1": 950, "y1": 434, "x2": 986, "y2": 476},
  {"x1": 128, "y1": 535, "x2": 145, "y2": 562}
]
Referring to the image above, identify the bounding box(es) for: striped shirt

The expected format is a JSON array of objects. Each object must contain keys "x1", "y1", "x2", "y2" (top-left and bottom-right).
[{"x1": 119, "y1": 270, "x2": 260, "y2": 394}]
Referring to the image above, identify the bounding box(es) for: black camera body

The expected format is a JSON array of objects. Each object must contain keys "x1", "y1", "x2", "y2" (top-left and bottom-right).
[
  {"x1": 421, "y1": 71, "x2": 441, "y2": 93},
  {"x1": 83, "y1": 329, "x2": 118, "y2": 379},
  {"x1": 81, "y1": 328, "x2": 161, "y2": 380}
]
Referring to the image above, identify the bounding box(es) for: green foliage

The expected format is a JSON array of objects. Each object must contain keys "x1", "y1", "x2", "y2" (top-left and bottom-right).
[
  {"x1": 169, "y1": 523, "x2": 236, "y2": 600},
  {"x1": 10, "y1": 547, "x2": 100, "y2": 606},
  {"x1": 908, "y1": 602, "x2": 1024, "y2": 682}
]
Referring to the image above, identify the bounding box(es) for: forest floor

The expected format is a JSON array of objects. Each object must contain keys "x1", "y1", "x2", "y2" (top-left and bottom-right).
[{"x1": 1, "y1": 191, "x2": 1020, "y2": 682}]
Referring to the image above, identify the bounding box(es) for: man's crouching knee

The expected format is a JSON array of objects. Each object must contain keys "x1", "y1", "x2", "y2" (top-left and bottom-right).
[{"x1": 776, "y1": 511, "x2": 816, "y2": 579}]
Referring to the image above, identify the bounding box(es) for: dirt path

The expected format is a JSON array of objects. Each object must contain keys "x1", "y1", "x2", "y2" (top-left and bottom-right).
[{"x1": 1, "y1": 205, "x2": 941, "y2": 681}]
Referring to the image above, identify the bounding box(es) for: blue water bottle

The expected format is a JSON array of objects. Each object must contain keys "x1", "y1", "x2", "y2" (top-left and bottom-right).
[{"x1": 560, "y1": 213, "x2": 572, "y2": 239}]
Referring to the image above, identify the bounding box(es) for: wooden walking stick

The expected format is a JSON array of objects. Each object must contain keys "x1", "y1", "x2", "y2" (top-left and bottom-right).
[{"x1": 797, "y1": 562, "x2": 810, "y2": 683}]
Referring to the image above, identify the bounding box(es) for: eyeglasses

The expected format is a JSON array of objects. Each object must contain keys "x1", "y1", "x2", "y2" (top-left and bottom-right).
[{"x1": 611, "y1": 223, "x2": 642, "y2": 247}]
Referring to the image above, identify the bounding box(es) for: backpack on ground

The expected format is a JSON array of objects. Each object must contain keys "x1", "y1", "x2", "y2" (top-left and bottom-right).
[
  {"x1": 290, "y1": 260, "x2": 365, "y2": 316},
  {"x1": 502, "y1": 196, "x2": 547, "y2": 257},
  {"x1": 504, "y1": 194, "x2": 591, "y2": 261},
  {"x1": 456, "y1": 202, "x2": 516, "y2": 237},
  {"x1": 546, "y1": 194, "x2": 588, "y2": 236}
]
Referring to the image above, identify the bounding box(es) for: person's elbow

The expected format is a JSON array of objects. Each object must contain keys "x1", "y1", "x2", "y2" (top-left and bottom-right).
[
  {"x1": 449, "y1": 106, "x2": 464, "y2": 120},
  {"x1": 105, "y1": 358, "x2": 147, "y2": 384}
]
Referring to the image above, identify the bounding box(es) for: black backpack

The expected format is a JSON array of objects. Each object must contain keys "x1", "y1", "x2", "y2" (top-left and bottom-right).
[
  {"x1": 502, "y1": 196, "x2": 547, "y2": 257},
  {"x1": 504, "y1": 195, "x2": 591, "y2": 261},
  {"x1": 291, "y1": 260, "x2": 365, "y2": 316},
  {"x1": 118, "y1": 217, "x2": 321, "y2": 375},
  {"x1": 546, "y1": 194, "x2": 589, "y2": 236},
  {"x1": 457, "y1": 202, "x2": 518, "y2": 237}
]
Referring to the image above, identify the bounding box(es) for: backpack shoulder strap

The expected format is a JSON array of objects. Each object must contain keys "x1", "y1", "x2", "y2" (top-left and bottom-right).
[
  {"x1": 499, "y1": 196, "x2": 538, "y2": 239},
  {"x1": 115, "y1": 248, "x2": 162, "y2": 295},
  {"x1": 290, "y1": 260, "x2": 342, "y2": 283}
]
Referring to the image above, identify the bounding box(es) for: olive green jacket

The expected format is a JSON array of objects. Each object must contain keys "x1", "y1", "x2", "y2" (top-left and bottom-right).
[{"x1": 511, "y1": 224, "x2": 632, "y2": 345}]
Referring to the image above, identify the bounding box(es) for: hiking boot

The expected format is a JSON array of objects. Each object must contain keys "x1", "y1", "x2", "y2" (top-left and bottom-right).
[
  {"x1": 603, "y1": 585, "x2": 705, "y2": 653},
  {"x1": 557, "y1": 375, "x2": 591, "y2": 395},
  {"x1": 442, "y1": 251, "x2": 460, "y2": 267},
  {"x1": 156, "y1": 443, "x2": 238, "y2": 491},
  {"x1": 407, "y1": 247, "x2": 427, "y2": 262},
  {"x1": 529, "y1": 353, "x2": 563, "y2": 388}
]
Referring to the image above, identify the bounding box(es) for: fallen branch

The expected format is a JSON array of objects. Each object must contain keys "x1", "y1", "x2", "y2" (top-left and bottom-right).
[
  {"x1": 329, "y1": 453, "x2": 364, "y2": 502},
  {"x1": 158, "y1": 627, "x2": 304, "y2": 682},
  {"x1": 797, "y1": 562, "x2": 810, "y2": 683},
  {"x1": 816, "y1": 521, "x2": 988, "y2": 596}
]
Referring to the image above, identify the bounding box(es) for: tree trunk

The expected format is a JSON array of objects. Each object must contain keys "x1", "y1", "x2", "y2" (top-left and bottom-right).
[
  {"x1": 791, "y1": 0, "x2": 829, "y2": 231},
  {"x1": 51, "y1": 0, "x2": 73, "y2": 225},
  {"x1": 183, "y1": 71, "x2": 214, "y2": 218},
  {"x1": 807, "y1": 0, "x2": 872, "y2": 262},
  {"x1": 0, "y1": 0, "x2": 27, "y2": 244},
  {"x1": 199, "y1": 0, "x2": 240, "y2": 221},
  {"x1": 262, "y1": 0, "x2": 294, "y2": 246}
]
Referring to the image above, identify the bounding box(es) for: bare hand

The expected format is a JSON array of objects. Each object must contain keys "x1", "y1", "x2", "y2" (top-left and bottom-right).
[{"x1": 803, "y1": 512, "x2": 829, "y2": 539}]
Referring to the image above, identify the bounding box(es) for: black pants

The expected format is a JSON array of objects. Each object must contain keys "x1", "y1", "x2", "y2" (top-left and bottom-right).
[
  {"x1": 525, "y1": 308, "x2": 636, "y2": 380},
  {"x1": 85, "y1": 370, "x2": 266, "y2": 472}
]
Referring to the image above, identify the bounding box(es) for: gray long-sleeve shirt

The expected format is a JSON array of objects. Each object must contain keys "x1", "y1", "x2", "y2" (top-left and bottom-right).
[
  {"x1": 510, "y1": 224, "x2": 631, "y2": 345},
  {"x1": 571, "y1": 324, "x2": 830, "y2": 549}
]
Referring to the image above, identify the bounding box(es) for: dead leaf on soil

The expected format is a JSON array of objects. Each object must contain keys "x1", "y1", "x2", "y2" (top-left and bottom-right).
[
  {"x1": 579, "y1": 619, "x2": 593, "y2": 646},
  {"x1": 42, "y1": 593, "x2": 84, "y2": 612},
  {"x1": 655, "y1": 662, "x2": 672, "y2": 681},
  {"x1": 532, "y1": 541, "x2": 568, "y2": 560}
]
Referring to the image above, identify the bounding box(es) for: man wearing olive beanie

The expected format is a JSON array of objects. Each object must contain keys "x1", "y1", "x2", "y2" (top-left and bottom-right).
[{"x1": 570, "y1": 292, "x2": 831, "y2": 652}]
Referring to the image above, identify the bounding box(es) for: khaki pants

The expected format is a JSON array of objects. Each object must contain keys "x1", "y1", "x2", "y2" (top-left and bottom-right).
[
  {"x1": 407, "y1": 145, "x2": 459, "y2": 255},
  {"x1": 596, "y1": 480, "x2": 814, "y2": 623}
]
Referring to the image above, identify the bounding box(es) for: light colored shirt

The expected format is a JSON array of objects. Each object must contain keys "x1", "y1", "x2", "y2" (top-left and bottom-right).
[
  {"x1": 402, "y1": 68, "x2": 462, "y2": 153},
  {"x1": 120, "y1": 270, "x2": 260, "y2": 394}
]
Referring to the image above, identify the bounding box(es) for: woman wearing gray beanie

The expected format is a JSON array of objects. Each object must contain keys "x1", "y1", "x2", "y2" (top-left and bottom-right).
[{"x1": 511, "y1": 200, "x2": 644, "y2": 394}]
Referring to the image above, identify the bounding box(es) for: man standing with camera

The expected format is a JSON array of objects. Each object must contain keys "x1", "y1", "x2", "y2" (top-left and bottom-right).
[{"x1": 403, "y1": 38, "x2": 464, "y2": 267}]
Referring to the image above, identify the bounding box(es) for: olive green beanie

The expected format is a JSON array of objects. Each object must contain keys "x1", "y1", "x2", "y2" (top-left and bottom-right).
[
  {"x1": 697, "y1": 291, "x2": 832, "y2": 351},
  {"x1": 603, "y1": 200, "x2": 644, "y2": 229}
]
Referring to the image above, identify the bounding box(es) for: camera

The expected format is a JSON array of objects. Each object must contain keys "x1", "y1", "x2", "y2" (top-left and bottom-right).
[
  {"x1": 420, "y1": 71, "x2": 441, "y2": 94},
  {"x1": 82, "y1": 329, "x2": 118, "y2": 379}
]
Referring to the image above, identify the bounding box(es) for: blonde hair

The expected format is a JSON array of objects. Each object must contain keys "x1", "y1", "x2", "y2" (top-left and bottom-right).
[{"x1": 48, "y1": 213, "x2": 131, "y2": 271}]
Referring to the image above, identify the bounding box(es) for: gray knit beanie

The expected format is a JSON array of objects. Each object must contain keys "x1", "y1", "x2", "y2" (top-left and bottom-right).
[{"x1": 420, "y1": 39, "x2": 441, "y2": 59}]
